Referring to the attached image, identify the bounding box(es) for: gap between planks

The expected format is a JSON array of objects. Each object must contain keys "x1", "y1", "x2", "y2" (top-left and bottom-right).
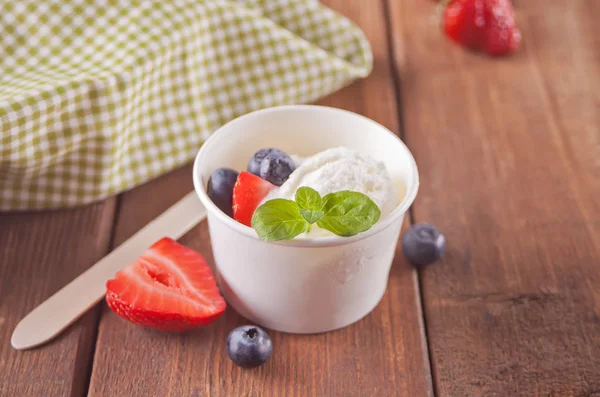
[{"x1": 381, "y1": 0, "x2": 437, "y2": 395}]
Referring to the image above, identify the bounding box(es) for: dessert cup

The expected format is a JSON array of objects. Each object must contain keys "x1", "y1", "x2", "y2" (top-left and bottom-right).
[{"x1": 193, "y1": 105, "x2": 418, "y2": 333}]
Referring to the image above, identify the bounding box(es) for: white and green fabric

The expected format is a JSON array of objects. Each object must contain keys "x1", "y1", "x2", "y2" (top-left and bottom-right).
[{"x1": 0, "y1": 0, "x2": 371, "y2": 210}]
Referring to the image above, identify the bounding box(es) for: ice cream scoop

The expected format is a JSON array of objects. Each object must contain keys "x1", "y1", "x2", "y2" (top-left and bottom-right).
[{"x1": 262, "y1": 147, "x2": 396, "y2": 237}]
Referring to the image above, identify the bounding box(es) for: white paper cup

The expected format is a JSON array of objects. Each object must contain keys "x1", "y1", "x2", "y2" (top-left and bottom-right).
[{"x1": 193, "y1": 105, "x2": 418, "y2": 333}]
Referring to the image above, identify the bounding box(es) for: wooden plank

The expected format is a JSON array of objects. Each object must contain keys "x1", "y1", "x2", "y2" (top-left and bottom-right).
[
  {"x1": 87, "y1": 1, "x2": 433, "y2": 396},
  {"x1": 387, "y1": 0, "x2": 600, "y2": 395},
  {"x1": 0, "y1": 201, "x2": 115, "y2": 397}
]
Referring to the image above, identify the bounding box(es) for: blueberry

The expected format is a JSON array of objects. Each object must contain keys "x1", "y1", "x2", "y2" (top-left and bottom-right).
[
  {"x1": 207, "y1": 168, "x2": 238, "y2": 217},
  {"x1": 259, "y1": 152, "x2": 295, "y2": 186},
  {"x1": 402, "y1": 223, "x2": 446, "y2": 268},
  {"x1": 247, "y1": 148, "x2": 293, "y2": 178},
  {"x1": 226, "y1": 325, "x2": 273, "y2": 368}
]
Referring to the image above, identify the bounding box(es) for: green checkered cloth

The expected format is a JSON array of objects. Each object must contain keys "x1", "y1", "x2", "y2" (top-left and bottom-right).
[{"x1": 0, "y1": 0, "x2": 372, "y2": 210}]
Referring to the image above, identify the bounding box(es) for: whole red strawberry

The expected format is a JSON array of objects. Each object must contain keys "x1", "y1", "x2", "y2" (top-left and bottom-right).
[
  {"x1": 106, "y1": 238, "x2": 226, "y2": 331},
  {"x1": 443, "y1": 0, "x2": 521, "y2": 56}
]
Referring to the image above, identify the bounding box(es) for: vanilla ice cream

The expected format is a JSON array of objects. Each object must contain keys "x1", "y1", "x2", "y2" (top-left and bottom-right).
[{"x1": 263, "y1": 147, "x2": 399, "y2": 237}]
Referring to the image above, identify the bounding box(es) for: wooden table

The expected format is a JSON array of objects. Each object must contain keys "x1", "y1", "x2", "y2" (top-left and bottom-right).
[{"x1": 1, "y1": 1, "x2": 599, "y2": 396}]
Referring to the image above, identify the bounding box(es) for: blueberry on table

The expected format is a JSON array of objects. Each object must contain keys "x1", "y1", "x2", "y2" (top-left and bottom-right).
[
  {"x1": 402, "y1": 223, "x2": 446, "y2": 268},
  {"x1": 226, "y1": 325, "x2": 273, "y2": 368},
  {"x1": 247, "y1": 148, "x2": 294, "y2": 178},
  {"x1": 259, "y1": 151, "x2": 295, "y2": 186},
  {"x1": 207, "y1": 168, "x2": 239, "y2": 217}
]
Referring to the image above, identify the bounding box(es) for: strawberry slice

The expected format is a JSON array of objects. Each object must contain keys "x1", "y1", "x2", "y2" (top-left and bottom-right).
[
  {"x1": 106, "y1": 237, "x2": 226, "y2": 331},
  {"x1": 232, "y1": 171, "x2": 276, "y2": 226}
]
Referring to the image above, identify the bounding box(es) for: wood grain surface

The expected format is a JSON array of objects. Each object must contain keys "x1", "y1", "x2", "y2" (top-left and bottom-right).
[
  {"x1": 387, "y1": 0, "x2": 600, "y2": 395},
  {"x1": 86, "y1": 1, "x2": 432, "y2": 396},
  {"x1": 0, "y1": 201, "x2": 116, "y2": 397}
]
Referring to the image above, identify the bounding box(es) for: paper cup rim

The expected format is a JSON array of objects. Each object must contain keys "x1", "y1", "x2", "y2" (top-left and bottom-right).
[{"x1": 193, "y1": 105, "x2": 419, "y2": 248}]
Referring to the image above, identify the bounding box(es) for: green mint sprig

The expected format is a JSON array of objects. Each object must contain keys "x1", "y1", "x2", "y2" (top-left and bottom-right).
[{"x1": 251, "y1": 187, "x2": 381, "y2": 242}]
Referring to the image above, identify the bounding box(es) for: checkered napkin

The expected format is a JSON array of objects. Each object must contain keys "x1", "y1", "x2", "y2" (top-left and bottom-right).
[{"x1": 0, "y1": 0, "x2": 372, "y2": 210}]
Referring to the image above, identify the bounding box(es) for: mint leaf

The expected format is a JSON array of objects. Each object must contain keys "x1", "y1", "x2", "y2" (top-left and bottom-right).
[
  {"x1": 300, "y1": 208, "x2": 323, "y2": 224},
  {"x1": 251, "y1": 188, "x2": 381, "y2": 241},
  {"x1": 316, "y1": 191, "x2": 381, "y2": 237},
  {"x1": 296, "y1": 186, "x2": 322, "y2": 210},
  {"x1": 251, "y1": 199, "x2": 308, "y2": 241},
  {"x1": 295, "y1": 187, "x2": 324, "y2": 224}
]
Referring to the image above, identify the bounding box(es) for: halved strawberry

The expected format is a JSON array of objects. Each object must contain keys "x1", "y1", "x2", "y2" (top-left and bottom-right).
[
  {"x1": 232, "y1": 171, "x2": 275, "y2": 226},
  {"x1": 106, "y1": 237, "x2": 226, "y2": 331}
]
